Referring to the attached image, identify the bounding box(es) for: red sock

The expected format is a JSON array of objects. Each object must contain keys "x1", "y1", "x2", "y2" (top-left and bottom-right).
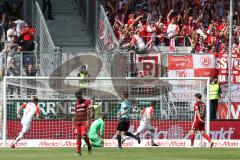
[
  {"x1": 76, "y1": 139, "x2": 81, "y2": 154},
  {"x1": 84, "y1": 136, "x2": 91, "y2": 146},
  {"x1": 202, "y1": 133, "x2": 211, "y2": 143},
  {"x1": 190, "y1": 134, "x2": 195, "y2": 146}
]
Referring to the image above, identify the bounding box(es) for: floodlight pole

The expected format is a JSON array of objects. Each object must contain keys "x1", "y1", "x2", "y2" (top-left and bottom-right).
[{"x1": 228, "y1": 0, "x2": 233, "y2": 119}]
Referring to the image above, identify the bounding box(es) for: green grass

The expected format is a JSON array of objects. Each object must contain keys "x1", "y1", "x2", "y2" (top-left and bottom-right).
[{"x1": 0, "y1": 148, "x2": 240, "y2": 160}]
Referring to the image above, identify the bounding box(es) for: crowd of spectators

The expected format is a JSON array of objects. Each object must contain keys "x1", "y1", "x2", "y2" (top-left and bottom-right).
[
  {"x1": 0, "y1": 0, "x2": 38, "y2": 80},
  {"x1": 102, "y1": 0, "x2": 240, "y2": 54}
]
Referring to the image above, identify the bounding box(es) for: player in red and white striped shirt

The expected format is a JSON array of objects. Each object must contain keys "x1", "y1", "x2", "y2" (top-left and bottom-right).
[
  {"x1": 190, "y1": 93, "x2": 213, "y2": 147},
  {"x1": 11, "y1": 97, "x2": 40, "y2": 148}
]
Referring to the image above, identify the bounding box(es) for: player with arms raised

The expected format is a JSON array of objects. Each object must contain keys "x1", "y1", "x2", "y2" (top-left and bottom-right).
[
  {"x1": 190, "y1": 93, "x2": 213, "y2": 147},
  {"x1": 73, "y1": 89, "x2": 92, "y2": 156},
  {"x1": 11, "y1": 97, "x2": 40, "y2": 148}
]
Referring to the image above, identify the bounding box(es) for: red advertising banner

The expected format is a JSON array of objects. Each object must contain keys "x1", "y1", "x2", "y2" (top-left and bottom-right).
[
  {"x1": 7, "y1": 120, "x2": 240, "y2": 140},
  {"x1": 218, "y1": 102, "x2": 240, "y2": 119},
  {"x1": 168, "y1": 54, "x2": 216, "y2": 77},
  {"x1": 168, "y1": 55, "x2": 194, "y2": 77},
  {"x1": 168, "y1": 55, "x2": 193, "y2": 70}
]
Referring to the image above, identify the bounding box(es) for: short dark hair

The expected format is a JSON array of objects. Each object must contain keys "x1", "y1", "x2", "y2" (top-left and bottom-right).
[
  {"x1": 32, "y1": 96, "x2": 39, "y2": 103},
  {"x1": 195, "y1": 93, "x2": 202, "y2": 99},
  {"x1": 75, "y1": 90, "x2": 82, "y2": 98}
]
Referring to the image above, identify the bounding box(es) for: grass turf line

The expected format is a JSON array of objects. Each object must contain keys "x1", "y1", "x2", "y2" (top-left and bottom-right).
[{"x1": 0, "y1": 148, "x2": 240, "y2": 160}]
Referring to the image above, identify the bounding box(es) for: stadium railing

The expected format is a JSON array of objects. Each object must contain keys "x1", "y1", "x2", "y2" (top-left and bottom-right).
[
  {"x1": 34, "y1": 1, "x2": 61, "y2": 76},
  {"x1": 96, "y1": 5, "x2": 120, "y2": 77}
]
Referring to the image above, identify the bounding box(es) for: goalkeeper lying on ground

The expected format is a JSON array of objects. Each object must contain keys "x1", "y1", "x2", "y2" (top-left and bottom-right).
[{"x1": 88, "y1": 113, "x2": 105, "y2": 147}]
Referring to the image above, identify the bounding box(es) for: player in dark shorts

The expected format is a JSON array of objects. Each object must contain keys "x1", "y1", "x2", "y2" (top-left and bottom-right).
[{"x1": 116, "y1": 92, "x2": 141, "y2": 149}]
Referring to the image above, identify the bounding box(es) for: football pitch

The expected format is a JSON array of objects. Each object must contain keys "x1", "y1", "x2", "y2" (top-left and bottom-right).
[{"x1": 0, "y1": 147, "x2": 239, "y2": 160}]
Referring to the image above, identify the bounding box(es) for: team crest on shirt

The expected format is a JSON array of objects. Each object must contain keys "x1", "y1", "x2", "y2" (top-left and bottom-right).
[{"x1": 200, "y1": 56, "x2": 211, "y2": 67}]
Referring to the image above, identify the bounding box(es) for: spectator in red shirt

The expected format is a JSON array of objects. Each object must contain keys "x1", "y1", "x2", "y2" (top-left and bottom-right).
[{"x1": 20, "y1": 23, "x2": 36, "y2": 51}]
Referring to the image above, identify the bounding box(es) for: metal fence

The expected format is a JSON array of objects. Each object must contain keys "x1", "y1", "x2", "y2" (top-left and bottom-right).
[
  {"x1": 95, "y1": 5, "x2": 120, "y2": 77},
  {"x1": 34, "y1": 1, "x2": 61, "y2": 76},
  {"x1": 0, "y1": 51, "x2": 39, "y2": 80}
]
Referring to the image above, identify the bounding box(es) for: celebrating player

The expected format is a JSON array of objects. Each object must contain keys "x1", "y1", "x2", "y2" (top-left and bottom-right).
[
  {"x1": 88, "y1": 113, "x2": 105, "y2": 147},
  {"x1": 116, "y1": 92, "x2": 141, "y2": 149},
  {"x1": 190, "y1": 93, "x2": 213, "y2": 147},
  {"x1": 73, "y1": 89, "x2": 92, "y2": 156},
  {"x1": 122, "y1": 101, "x2": 158, "y2": 146},
  {"x1": 11, "y1": 97, "x2": 40, "y2": 148},
  {"x1": 136, "y1": 101, "x2": 158, "y2": 146}
]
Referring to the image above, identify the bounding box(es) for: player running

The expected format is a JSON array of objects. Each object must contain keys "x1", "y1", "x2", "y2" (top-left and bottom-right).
[
  {"x1": 136, "y1": 101, "x2": 158, "y2": 146},
  {"x1": 190, "y1": 93, "x2": 213, "y2": 147},
  {"x1": 122, "y1": 101, "x2": 158, "y2": 146},
  {"x1": 116, "y1": 92, "x2": 141, "y2": 149},
  {"x1": 73, "y1": 89, "x2": 92, "y2": 156},
  {"x1": 11, "y1": 97, "x2": 40, "y2": 148},
  {"x1": 88, "y1": 113, "x2": 105, "y2": 147}
]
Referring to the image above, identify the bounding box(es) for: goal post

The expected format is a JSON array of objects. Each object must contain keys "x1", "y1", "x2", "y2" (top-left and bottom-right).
[{"x1": 2, "y1": 76, "x2": 210, "y2": 147}]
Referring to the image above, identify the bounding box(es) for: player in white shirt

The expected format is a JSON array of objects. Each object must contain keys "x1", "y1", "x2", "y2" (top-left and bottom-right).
[
  {"x1": 136, "y1": 101, "x2": 158, "y2": 146},
  {"x1": 11, "y1": 97, "x2": 40, "y2": 148},
  {"x1": 122, "y1": 101, "x2": 158, "y2": 146}
]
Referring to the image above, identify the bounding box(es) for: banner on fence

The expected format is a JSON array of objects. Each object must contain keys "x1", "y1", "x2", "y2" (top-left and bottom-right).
[
  {"x1": 168, "y1": 54, "x2": 216, "y2": 77},
  {"x1": 136, "y1": 54, "x2": 161, "y2": 78}
]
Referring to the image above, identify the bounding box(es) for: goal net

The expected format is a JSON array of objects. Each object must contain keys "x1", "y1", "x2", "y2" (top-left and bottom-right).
[{"x1": 2, "y1": 76, "x2": 210, "y2": 147}]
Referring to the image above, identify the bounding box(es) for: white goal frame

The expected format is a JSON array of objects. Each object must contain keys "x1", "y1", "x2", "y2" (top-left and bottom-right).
[{"x1": 2, "y1": 76, "x2": 210, "y2": 148}]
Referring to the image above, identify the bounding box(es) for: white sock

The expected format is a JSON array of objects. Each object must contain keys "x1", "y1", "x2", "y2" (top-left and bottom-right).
[
  {"x1": 151, "y1": 131, "x2": 155, "y2": 143},
  {"x1": 13, "y1": 132, "x2": 24, "y2": 144}
]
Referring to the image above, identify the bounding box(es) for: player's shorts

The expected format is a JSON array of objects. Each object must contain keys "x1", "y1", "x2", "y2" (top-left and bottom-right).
[
  {"x1": 74, "y1": 122, "x2": 87, "y2": 136},
  {"x1": 21, "y1": 122, "x2": 31, "y2": 133},
  {"x1": 136, "y1": 121, "x2": 152, "y2": 133},
  {"x1": 191, "y1": 121, "x2": 205, "y2": 131},
  {"x1": 117, "y1": 118, "x2": 130, "y2": 132}
]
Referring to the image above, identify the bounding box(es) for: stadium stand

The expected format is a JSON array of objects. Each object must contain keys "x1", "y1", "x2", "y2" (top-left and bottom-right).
[
  {"x1": 102, "y1": 0, "x2": 240, "y2": 53},
  {"x1": 0, "y1": 0, "x2": 37, "y2": 80}
]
